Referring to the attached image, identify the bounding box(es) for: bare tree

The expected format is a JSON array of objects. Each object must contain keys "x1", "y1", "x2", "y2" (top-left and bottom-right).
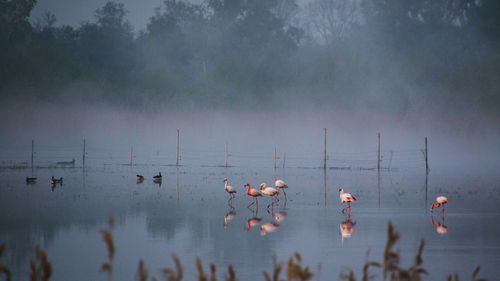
[{"x1": 305, "y1": 0, "x2": 362, "y2": 45}]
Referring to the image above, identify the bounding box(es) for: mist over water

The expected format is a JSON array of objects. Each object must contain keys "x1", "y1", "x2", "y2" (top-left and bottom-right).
[{"x1": 2, "y1": 0, "x2": 500, "y2": 280}]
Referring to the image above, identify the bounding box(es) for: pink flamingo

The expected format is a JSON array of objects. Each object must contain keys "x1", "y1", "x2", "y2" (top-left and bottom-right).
[
  {"x1": 274, "y1": 179, "x2": 288, "y2": 200},
  {"x1": 245, "y1": 183, "x2": 262, "y2": 209},
  {"x1": 339, "y1": 188, "x2": 356, "y2": 215},
  {"x1": 430, "y1": 196, "x2": 449, "y2": 213},
  {"x1": 259, "y1": 183, "x2": 280, "y2": 208}
]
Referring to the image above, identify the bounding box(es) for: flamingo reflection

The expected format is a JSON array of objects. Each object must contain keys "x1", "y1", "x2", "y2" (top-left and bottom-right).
[
  {"x1": 430, "y1": 215, "x2": 450, "y2": 234},
  {"x1": 260, "y1": 222, "x2": 280, "y2": 235},
  {"x1": 274, "y1": 211, "x2": 287, "y2": 223},
  {"x1": 224, "y1": 208, "x2": 236, "y2": 228},
  {"x1": 245, "y1": 217, "x2": 263, "y2": 232},
  {"x1": 340, "y1": 214, "x2": 356, "y2": 240}
]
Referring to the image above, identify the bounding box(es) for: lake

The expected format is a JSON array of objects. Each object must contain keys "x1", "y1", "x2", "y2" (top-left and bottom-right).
[{"x1": 1, "y1": 160, "x2": 499, "y2": 281}]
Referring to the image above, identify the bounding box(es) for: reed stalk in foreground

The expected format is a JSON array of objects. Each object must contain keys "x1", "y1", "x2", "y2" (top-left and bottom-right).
[
  {"x1": 0, "y1": 220, "x2": 488, "y2": 281},
  {"x1": 100, "y1": 217, "x2": 115, "y2": 281},
  {"x1": 29, "y1": 246, "x2": 52, "y2": 281},
  {"x1": 0, "y1": 243, "x2": 12, "y2": 281}
]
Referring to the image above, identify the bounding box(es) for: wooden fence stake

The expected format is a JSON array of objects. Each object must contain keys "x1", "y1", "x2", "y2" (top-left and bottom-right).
[
  {"x1": 377, "y1": 133, "x2": 381, "y2": 171},
  {"x1": 323, "y1": 128, "x2": 327, "y2": 169},
  {"x1": 176, "y1": 129, "x2": 180, "y2": 166}
]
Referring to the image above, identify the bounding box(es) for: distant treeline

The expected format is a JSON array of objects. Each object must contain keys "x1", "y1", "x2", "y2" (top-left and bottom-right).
[{"x1": 1, "y1": 0, "x2": 499, "y2": 113}]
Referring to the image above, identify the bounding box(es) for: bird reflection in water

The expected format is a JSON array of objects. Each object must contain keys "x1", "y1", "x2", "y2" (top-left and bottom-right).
[
  {"x1": 260, "y1": 221, "x2": 280, "y2": 236},
  {"x1": 136, "y1": 174, "x2": 144, "y2": 184},
  {"x1": 153, "y1": 172, "x2": 162, "y2": 187},
  {"x1": 430, "y1": 215, "x2": 449, "y2": 234},
  {"x1": 224, "y1": 199, "x2": 236, "y2": 228},
  {"x1": 340, "y1": 214, "x2": 356, "y2": 240},
  {"x1": 224, "y1": 209, "x2": 236, "y2": 228},
  {"x1": 246, "y1": 217, "x2": 263, "y2": 232},
  {"x1": 274, "y1": 211, "x2": 287, "y2": 223}
]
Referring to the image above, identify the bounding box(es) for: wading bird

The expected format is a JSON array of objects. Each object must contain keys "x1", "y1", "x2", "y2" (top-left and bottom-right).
[
  {"x1": 153, "y1": 172, "x2": 162, "y2": 182},
  {"x1": 274, "y1": 179, "x2": 288, "y2": 200},
  {"x1": 259, "y1": 183, "x2": 280, "y2": 208},
  {"x1": 430, "y1": 196, "x2": 449, "y2": 212},
  {"x1": 339, "y1": 188, "x2": 356, "y2": 215},
  {"x1": 244, "y1": 183, "x2": 262, "y2": 209},
  {"x1": 50, "y1": 176, "x2": 63, "y2": 185},
  {"x1": 26, "y1": 177, "x2": 37, "y2": 184},
  {"x1": 224, "y1": 178, "x2": 237, "y2": 200}
]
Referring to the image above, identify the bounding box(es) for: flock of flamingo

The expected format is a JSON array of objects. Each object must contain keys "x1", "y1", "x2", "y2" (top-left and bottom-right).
[{"x1": 223, "y1": 177, "x2": 451, "y2": 236}]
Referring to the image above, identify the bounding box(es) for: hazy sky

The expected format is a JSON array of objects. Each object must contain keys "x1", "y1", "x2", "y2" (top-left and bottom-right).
[{"x1": 31, "y1": 0, "x2": 164, "y2": 32}]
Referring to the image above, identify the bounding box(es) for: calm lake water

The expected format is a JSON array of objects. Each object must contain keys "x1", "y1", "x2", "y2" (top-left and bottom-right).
[{"x1": 1, "y1": 164, "x2": 499, "y2": 281}]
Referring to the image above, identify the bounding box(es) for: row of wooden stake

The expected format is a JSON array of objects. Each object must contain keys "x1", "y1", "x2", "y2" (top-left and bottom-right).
[{"x1": 29, "y1": 128, "x2": 430, "y2": 173}]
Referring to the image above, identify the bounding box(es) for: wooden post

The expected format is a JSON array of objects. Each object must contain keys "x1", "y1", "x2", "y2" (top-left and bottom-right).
[
  {"x1": 130, "y1": 145, "x2": 133, "y2": 166},
  {"x1": 225, "y1": 142, "x2": 228, "y2": 167},
  {"x1": 425, "y1": 137, "x2": 429, "y2": 174},
  {"x1": 176, "y1": 129, "x2": 180, "y2": 166},
  {"x1": 83, "y1": 138, "x2": 86, "y2": 168},
  {"x1": 377, "y1": 133, "x2": 381, "y2": 172},
  {"x1": 274, "y1": 147, "x2": 277, "y2": 169},
  {"x1": 31, "y1": 139, "x2": 34, "y2": 168},
  {"x1": 323, "y1": 128, "x2": 327, "y2": 169}
]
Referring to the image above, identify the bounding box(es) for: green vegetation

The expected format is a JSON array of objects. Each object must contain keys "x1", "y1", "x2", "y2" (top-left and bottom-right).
[
  {"x1": 1, "y1": 0, "x2": 499, "y2": 114},
  {"x1": 0, "y1": 220, "x2": 487, "y2": 281}
]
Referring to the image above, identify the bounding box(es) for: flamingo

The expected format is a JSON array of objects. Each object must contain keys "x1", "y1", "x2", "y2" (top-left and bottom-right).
[
  {"x1": 430, "y1": 196, "x2": 449, "y2": 212},
  {"x1": 339, "y1": 188, "x2": 356, "y2": 215},
  {"x1": 223, "y1": 178, "x2": 237, "y2": 200},
  {"x1": 274, "y1": 179, "x2": 288, "y2": 200},
  {"x1": 244, "y1": 183, "x2": 262, "y2": 209},
  {"x1": 259, "y1": 183, "x2": 280, "y2": 208},
  {"x1": 260, "y1": 222, "x2": 280, "y2": 235}
]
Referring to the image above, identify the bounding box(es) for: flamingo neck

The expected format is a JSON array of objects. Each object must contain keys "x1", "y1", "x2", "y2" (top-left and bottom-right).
[{"x1": 246, "y1": 185, "x2": 251, "y2": 195}]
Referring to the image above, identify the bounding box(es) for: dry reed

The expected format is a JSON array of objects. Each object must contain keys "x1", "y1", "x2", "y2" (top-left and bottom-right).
[
  {"x1": 0, "y1": 220, "x2": 489, "y2": 281},
  {"x1": 100, "y1": 217, "x2": 115, "y2": 280},
  {"x1": 29, "y1": 246, "x2": 52, "y2": 281},
  {"x1": 0, "y1": 243, "x2": 12, "y2": 281}
]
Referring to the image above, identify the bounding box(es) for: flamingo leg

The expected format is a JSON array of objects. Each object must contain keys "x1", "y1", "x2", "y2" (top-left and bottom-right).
[{"x1": 283, "y1": 190, "x2": 287, "y2": 201}]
